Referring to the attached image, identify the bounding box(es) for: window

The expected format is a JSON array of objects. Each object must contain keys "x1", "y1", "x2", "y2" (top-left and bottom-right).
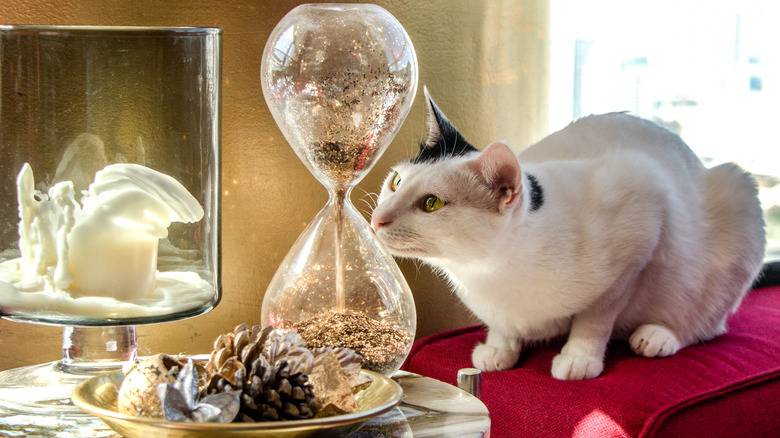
[{"x1": 551, "y1": 0, "x2": 780, "y2": 259}]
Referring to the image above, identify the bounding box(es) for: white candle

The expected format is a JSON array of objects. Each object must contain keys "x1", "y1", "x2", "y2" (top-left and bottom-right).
[{"x1": 11, "y1": 163, "x2": 204, "y2": 301}]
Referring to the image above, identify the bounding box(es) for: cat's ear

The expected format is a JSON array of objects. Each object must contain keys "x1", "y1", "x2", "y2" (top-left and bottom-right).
[
  {"x1": 423, "y1": 86, "x2": 455, "y2": 148},
  {"x1": 414, "y1": 87, "x2": 479, "y2": 163},
  {"x1": 468, "y1": 141, "x2": 523, "y2": 212}
]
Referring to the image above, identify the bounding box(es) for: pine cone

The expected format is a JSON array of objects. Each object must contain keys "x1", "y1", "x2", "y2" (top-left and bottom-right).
[
  {"x1": 238, "y1": 356, "x2": 317, "y2": 422},
  {"x1": 264, "y1": 330, "x2": 314, "y2": 375},
  {"x1": 205, "y1": 323, "x2": 272, "y2": 376},
  {"x1": 203, "y1": 324, "x2": 318, "y2": 421}
]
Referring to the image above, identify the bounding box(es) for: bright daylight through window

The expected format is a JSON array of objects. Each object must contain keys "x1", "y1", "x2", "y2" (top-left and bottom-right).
[{"x1": 551, "y1": 0, "x2": 780, "y2": 259}]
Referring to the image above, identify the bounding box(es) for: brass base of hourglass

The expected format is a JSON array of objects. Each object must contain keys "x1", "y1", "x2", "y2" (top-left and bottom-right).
[{"x1": 0, "y1": 326, "x2": 136, "y2": 418}]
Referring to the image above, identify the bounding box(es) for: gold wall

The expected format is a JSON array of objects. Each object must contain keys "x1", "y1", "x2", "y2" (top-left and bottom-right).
[{"x1": 0, "y1": 0, "x2": 549, "y2": 369}]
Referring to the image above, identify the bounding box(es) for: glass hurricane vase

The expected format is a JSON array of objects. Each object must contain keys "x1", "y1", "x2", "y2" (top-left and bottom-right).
[
  {"x1": 260, "y1": 4, "x2": 418, "y2": 376},
  {"x1": 0, "y1": 25, "x2": 221, "y2": 417}
]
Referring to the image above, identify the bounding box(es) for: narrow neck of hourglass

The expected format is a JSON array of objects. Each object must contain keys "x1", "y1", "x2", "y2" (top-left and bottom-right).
[{"x1": 327, "y1": 185, "x2": 354, "y2": 204}]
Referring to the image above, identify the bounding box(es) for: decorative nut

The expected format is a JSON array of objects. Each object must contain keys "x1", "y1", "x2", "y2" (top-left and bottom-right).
[{"x1": 117, "y1": 354, "x2": 185, "y2": 418}]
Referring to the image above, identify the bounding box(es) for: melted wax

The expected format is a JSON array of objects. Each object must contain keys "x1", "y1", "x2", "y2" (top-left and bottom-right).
[{"x1": 0, "y1": 163, "x2": 214, "y2": 318}]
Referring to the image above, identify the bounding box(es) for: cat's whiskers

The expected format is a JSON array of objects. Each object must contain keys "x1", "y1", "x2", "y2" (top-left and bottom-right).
[
  {"x1": 413, "y1": 114, "x2": 423, "y2": 158},
  {"x1": 399, "y1": 122, "x2": 415, "y2": 161},
  {"x1": 407, "y1": 102, "x2": 430, "y2": 160},
  {"x1": 395, "y1": 257, "x2": 424, "y2": 278},
  {"x1": 410, "y1": 257, "x2": 423, "y2": 277},
  {"x1": 366, "y1": 193, "x2": 379, "y2": 209},
  {"x1": 356, "y1": 188, "x2": 379, "y2": 211},
  {"x1": 380, "y1": 228, "x2": 429, "y2": 256},
  {"x1": 356, "y1": 202, "x2": 375, "y2": 218}
]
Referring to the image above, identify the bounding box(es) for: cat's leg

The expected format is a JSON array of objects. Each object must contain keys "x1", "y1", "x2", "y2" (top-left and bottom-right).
[
  {"x1": 551, "y1": 303, "x2": 623, "y2": 380},
  {"x1": 629, "y1": 324, "x2": 682, "y2": 357},
  {"x1": 472, "y1": 329, "x2": 521, "y2": 372}
]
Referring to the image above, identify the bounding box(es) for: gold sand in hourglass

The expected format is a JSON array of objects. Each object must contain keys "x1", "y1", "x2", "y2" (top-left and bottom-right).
[
  {"x1": 308, "y1": 141, "x2": 374, "y2": 183},
  {"x1": 305, "y1": 85, "x2": 407, "y2": 185},
  {"x1": 296, "y1": 310, "x2": 410, "y2": 376}
]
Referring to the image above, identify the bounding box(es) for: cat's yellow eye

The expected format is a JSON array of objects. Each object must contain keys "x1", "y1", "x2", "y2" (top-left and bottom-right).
[
  {"x1": 390, "y1": 172, "x2": 402, "y2": 191},
  {"x1": 423, "y1": 195, "x2": 446, "y2": 212}
]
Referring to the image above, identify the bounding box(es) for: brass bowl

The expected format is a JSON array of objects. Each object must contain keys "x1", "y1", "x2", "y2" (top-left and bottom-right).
[{"x1": 72, "y1": 369, "x2": 402, "y2": 438}]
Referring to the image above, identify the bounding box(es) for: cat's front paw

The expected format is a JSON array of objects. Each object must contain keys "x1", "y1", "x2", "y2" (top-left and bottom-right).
[
  {"x1": 629, "y1": 324, "x2": 681, "y2": 357},
  {"x1": 551, "y1": 353, "x2": 604, "y2": 380},
  {"x1": 472, "y1": 343, "x2": 520, "y2": 372}
]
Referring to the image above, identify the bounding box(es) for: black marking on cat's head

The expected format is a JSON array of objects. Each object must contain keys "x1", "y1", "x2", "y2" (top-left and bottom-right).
[{"x1": 412, "y1": 87, "x2": 479, "y2": 164}]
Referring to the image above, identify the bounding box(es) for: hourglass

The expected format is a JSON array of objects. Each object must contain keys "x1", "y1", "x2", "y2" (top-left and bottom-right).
[{"x1": 260, "y1": 4, "x2": 417, "y2": 376}]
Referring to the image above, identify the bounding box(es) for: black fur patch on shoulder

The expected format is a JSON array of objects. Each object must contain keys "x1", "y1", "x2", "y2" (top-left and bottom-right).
[{"x1": 527, "y1": 173, "x2": 544, "y2": 211}]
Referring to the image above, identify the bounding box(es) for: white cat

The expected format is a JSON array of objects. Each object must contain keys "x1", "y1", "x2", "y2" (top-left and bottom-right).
[{"x1": 371, "y1": 88, "x2": 766, "y2": 380}]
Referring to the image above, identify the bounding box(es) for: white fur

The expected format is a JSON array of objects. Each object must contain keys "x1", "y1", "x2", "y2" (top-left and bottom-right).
[{"x1": 371, "y1": 112, "x2": 765, "y2": 380}]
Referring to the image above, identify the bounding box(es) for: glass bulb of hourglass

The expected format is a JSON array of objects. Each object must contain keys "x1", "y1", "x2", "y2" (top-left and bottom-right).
[{"x1": 261, "y1": 4, "x2": 418, "y2": 376}]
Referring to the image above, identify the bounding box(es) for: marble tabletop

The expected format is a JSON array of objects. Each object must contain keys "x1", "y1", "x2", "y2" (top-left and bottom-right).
[{"x1": 0, "y1": 371, "x2": 490, "y2": 437}]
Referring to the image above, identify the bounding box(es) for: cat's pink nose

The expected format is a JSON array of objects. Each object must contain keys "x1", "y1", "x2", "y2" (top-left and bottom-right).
[{"x1": 371, "y1": 214, "x2": 391, "y2": 231}]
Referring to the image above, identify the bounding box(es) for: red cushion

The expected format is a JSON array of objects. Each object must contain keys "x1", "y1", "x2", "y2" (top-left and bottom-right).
[{"x1": 402, "y1": 286, "x2": 780, "y2": 437}]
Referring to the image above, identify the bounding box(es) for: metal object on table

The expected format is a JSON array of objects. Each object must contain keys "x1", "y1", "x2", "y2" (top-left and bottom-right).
[
  {"x1": 457, "y1": 368, "x2": 482, "y2": 399},
  {"x1": 72, "y1": 369, "x2": 402, "y2": 437},
  {"x1": 0, "y1": 371, "x2": 490, "y2": 437}
]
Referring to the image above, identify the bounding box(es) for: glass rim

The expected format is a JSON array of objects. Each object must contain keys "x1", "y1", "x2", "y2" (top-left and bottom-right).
[
  {"x1": 293, "y1": 2, "x2": 387, "y2": 9},
  {"x1": 0, "y1": 24, "x2": 222, "y2": 36},
  {"x1": 289, "y1": 3, "x2": 393, "y2": 15}
]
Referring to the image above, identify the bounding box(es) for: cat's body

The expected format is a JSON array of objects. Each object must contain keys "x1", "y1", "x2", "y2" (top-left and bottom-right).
[{"x1": 371, "y1": 89, "x2": 765, "y2": 380}]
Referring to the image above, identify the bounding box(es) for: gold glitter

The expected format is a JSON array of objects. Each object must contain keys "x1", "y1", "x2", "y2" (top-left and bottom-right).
[
  {"x1": 307, "y1": 141, "x2": 370, "y2": 183},
  {"x1": 295, "y1": 310, "x2": 410, "y2": 376},
  {"x1": 297, "y1": 70, "x2": 409, "y2": 188}
]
